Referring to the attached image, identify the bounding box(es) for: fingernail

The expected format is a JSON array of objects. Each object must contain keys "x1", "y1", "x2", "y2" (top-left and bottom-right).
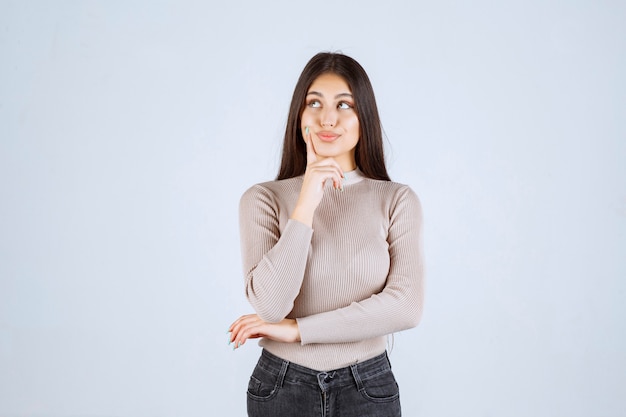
[{"x1": 305, "y1": 126, "x2": 309, "y2": 135}]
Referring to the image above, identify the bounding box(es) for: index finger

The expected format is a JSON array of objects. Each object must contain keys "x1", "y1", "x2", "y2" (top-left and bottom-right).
[{"x1": 304, "y1": 126, "x2": 318, "y2": 165}]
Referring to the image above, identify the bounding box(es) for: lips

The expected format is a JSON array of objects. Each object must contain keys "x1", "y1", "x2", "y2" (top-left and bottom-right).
[{"x1": 316, "y1": 131, "x2": 340, "y2": 142}]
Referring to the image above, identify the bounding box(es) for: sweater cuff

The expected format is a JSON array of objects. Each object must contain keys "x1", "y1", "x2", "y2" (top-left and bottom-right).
[
  {"x1": 283, "y1": 219, "x2": 313, "y2": 236},
  {"x1": 296, "y1": 316, "x2": 314, "y2": 345},
  {"x1": 296, "y1": 314, "x2": 330, "y2": 345},
  {"x1": 286, "y1": 217, "x2": 313, "y2": 234}
]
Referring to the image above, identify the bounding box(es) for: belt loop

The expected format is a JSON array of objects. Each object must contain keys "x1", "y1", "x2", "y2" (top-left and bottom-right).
[
  {"x1": 277, "y1": 359, "x2": 289, "y2": 388},
  {"x1": 349, "y1": 363, "x2": 364, "y2": 391}
]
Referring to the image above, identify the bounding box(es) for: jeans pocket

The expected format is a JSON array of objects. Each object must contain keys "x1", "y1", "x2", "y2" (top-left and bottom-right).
[
  {"x1": 247, "y1": 365, "x2": 280, "y2": 401},
  {"x1": 358, "y1": 369, "x2": 400, "y2": 403}
]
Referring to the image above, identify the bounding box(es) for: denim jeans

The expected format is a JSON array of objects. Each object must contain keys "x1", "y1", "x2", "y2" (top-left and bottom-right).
[{"x1": 247, "y1": 349, "x2": 401, "y2": 417}]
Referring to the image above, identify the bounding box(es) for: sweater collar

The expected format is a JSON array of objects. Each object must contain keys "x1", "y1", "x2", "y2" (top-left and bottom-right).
[{"x1": 342, "y1": 168, "x2": 365, "y2": 186}]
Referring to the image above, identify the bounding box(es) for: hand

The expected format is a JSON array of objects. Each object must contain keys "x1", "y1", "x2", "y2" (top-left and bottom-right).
[
  {"x1": 228, "y1": 314, "x2": 301, "y2": 350},
  {"x1": 290, "y1": 126, "x2": 344, "y2": 226}
]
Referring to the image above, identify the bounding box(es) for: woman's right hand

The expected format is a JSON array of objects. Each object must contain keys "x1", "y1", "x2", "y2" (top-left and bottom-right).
[{"x1": 290, "y1": 126, "x2": 344, "y2": 227}]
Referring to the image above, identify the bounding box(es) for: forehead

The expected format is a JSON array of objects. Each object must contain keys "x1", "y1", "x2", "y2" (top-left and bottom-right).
[{"x1": 307, "y1": 73, "x2": 352, "y2": 94}]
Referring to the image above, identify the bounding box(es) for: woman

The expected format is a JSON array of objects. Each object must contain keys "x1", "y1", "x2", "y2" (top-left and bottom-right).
[{"x1": 228, "y1": 52, "x2": 424, "y2": 417}]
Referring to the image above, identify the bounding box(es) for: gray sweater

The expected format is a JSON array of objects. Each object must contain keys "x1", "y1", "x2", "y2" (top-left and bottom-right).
[{"x1": 239, "y1": 168, "x2": 424, "y2": 371}]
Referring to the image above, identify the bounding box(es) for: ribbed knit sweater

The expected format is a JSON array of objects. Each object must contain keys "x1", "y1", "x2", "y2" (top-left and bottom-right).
[{"x1": 239, "y1": 168, "x2": 424, "y2": 371}]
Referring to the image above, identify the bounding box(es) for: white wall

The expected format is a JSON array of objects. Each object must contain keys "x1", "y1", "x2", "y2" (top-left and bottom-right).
[{"x1": 1, "y1": 1, "x2": 624, "y2": 416}]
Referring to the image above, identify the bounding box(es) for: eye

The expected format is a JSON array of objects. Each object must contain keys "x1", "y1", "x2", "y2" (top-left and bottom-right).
[
  {"x1": 338, "y1": 101, "x2": 353, "y2": 110},
  {"x1": 307, "y1": 100, "x2": 321, "y2": 108}
]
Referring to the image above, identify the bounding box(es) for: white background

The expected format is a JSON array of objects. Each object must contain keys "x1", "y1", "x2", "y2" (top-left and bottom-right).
[{"x1": 1, "y1": 1, "x2": 625, "y2": 416}]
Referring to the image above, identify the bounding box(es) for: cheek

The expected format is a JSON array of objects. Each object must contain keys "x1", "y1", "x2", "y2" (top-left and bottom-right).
[
  {"x1": 300, "y1": 110, "x2": 315, "y2": 125},
  {"x1": 342, "y1": 115, "x2": 360, "y2": 134}
]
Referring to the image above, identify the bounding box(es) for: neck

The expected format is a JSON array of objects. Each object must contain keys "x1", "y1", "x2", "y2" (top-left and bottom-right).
[{"x1": 335, "y1": 155, "x2": 357, "y2": 172}]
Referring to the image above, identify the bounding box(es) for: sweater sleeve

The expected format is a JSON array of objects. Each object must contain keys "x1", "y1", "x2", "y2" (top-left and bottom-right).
[
  {"x1": 239, "y1": 184, "x2": 313, "y2": 323},
  {"x1": 296, "y1": 185, "x2": 424, "y2": 344}
]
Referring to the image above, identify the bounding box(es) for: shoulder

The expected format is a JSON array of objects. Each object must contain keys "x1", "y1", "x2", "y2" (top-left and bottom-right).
[
  {"x1": 240, "y1": 177, "x2": 302, "y2": 208},
  {"x1": 361, "y1": 179, "x2": 423, "y2": 221},
  {"x1": 364, "y1": 178, "x2": 421, "y2": 204}
]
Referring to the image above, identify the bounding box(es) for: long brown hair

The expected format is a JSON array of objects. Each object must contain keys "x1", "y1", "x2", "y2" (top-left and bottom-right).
[{"x1": 276, "y1": 52, "x2": 390, "y2": 181}]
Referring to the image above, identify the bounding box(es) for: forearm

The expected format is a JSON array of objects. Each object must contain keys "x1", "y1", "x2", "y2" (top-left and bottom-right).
[
  {"x1": 296, "y1": 271, "x2": 423, "y2": 344},
  {"x1": 244, "y1": 219, "x2": 313, "y2": 322}
]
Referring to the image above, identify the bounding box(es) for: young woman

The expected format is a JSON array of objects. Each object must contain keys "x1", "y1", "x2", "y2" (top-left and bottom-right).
[{"x1": 228, "y1": 52, "x2": 424, "y2": 417}]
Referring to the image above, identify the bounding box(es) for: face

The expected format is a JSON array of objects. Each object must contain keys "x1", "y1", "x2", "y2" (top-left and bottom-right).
[{"x1": 301, "y1": 73, "x2": 360, "y2": 171}]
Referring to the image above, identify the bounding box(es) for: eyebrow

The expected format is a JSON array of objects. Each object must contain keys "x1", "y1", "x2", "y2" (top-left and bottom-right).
[{"x1": 306, "y1": 91, "x2": 353, "y2": 99}]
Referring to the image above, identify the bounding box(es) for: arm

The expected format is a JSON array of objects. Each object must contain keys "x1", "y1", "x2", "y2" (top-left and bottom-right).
[
  {"x1": 296, "y1": 186, "x2": 425, "y2": 344},
  {"x1": 239, "y1": 127, "x2": 343, "y2": 323},
  {"x1": 239, "y1": 185, "x2": 313, "y2": 323}
]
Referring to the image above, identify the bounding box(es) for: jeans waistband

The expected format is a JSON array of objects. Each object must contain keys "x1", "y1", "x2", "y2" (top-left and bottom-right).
[{"x1": 257, "y1": 348, "x2": 392, "y2": 389}]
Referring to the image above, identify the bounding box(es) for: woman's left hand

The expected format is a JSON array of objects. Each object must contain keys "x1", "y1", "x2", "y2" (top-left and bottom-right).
[{"x1": 228, "y1": 314, "x2": 301, "y2": 350}]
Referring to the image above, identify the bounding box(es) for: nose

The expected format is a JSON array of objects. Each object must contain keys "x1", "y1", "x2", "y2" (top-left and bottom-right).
[{"x1": 320, "y1": 108, "x2": 337, "y2": 128}]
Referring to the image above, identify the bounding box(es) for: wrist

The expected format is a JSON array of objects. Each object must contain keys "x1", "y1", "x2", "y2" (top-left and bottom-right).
[
  {"x1": 290, "y1": 205, "x2": 314, "y2": 228},
  {"x1": 292, "y1": 319, "x2": 301, "y2": 343}
]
